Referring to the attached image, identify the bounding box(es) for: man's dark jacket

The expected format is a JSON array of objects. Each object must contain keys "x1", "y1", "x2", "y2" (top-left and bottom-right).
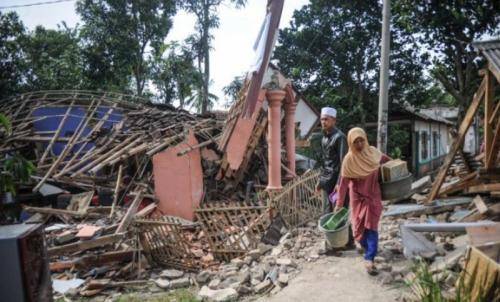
[{"x1": 318, "y1": 127, "x2": 348, "y2": 193}]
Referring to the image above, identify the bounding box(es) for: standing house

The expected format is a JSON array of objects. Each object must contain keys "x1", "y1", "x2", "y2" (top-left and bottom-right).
[
  {"x1": 366, "y1": 107, "x2": 454, "y2": 178},
  {"x1": 420, "y1": 105, "x2": 479, "y2": 154}
]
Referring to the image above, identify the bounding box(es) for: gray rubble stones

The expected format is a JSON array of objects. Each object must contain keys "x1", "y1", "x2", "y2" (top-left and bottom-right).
[
  {"x1": 169, "y1": 277, "x2": 190, "y2": 289},
  {"x1": 198, "y1": 286, "x2": 238, "y2": 302},
  {"x1": 254, "y1": 279, "x2": 273, "y2": 294},
  {"x1": 196, "y1": 270, "x2": 212, "y2": 284},
  {"x1": 160, "y1": 269, "x2": 184, "y2": 279},
  {"x1": 154, "y1": 279, "x2": 170, "y2": 289}
]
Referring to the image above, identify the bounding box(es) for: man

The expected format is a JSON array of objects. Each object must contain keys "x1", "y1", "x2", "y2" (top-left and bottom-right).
[{"x1": 315, "y1": 107, "x2": 347, "y2": 214}]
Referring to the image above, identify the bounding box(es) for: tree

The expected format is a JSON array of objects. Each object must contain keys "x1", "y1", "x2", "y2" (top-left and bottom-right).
[
  {"x1": 274, "y1": 0, "x2": 428, "y2": 130},
  {"x1": 22, "y1": 24, "x2": 85, "y2": 91},
  {"x1": 0, "y1": 114, "x2": 35, "y2": 195},
  {"x1": 393, "y1": 0, "x2": 500, "y2": 119},
  {"x1": 76, "y1": 0, "x2": 177, "y2": 96},
  {"x1": 150, "y1": 41, "x2": 202, "y2": 108},
  {"x1": 179, "y1": 0, "x2": 246, "y2": 114},
  {"x1": 222, "y1": 75, "x2": 244, "y2": 107},
  {"x1": 0, "y1": 11, "x2": 26, "y2": 100}
]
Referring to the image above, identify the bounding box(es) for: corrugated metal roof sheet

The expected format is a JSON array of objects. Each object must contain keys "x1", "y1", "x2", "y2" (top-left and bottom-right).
[{"x1": 472, "y1": 39, "x2": 500, "y2": 76}]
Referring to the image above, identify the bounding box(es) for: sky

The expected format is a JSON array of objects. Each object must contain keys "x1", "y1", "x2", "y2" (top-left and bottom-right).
[{"x1": 2, "y1": 0, "x2": 310, "y2": 109}]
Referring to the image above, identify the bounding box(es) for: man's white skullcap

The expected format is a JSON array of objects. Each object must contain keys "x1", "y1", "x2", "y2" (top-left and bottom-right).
[{"x1": 321, "y1": 107, "x2": 337, "y2": 118}]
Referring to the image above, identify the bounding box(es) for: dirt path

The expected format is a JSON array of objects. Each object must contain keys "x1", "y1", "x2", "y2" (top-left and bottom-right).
[{"x1": 254, "y1": 250, "x2": 401, "y2": 302}]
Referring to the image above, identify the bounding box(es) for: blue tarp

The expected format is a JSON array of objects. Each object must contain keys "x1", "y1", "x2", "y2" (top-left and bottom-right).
[{"x1": 32, "y1": 106, "x2": 123, "y2": 157}]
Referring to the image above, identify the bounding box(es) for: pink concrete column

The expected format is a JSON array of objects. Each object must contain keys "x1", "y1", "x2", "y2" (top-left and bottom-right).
[
  {"x1": 284, "y1": 93, "x2": 297, "y2": 180},
  {"x1": 266, "y1": 89, "x2": 286, "y2": 190}
]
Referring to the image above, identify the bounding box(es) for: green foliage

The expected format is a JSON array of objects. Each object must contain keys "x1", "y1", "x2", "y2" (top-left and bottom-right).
[
  {"x1": 76, "y1": 0, "x2": 177, "y2": 96},
  {"x1": 178, "y1": 0, "x2": 247, "y2": 113},
  {"x1": 0, "y1": 115, "x2": 35, "y2": 195},
  {"x1": 392, "y1": 0, "x2": 500, "y2": 116},
  {"x1": 0, "y1": 113, "x2": 12, "y2": 136},
  {"x1": 151, "y1": 41, "x2": 202, "y2": 107},
  {"x1": 222, "y1": 75, "x2": 244, "y2": 107},
  {"x1": 0, "y1": 11, "x2": 26, "y2": 100},
  {"x1": 22, "y1": 24, "x2": 85, "y2": 91},
  {"x1": 387, "y1": 125, "x2": 409, "y2": 159},
  {"x1": 406, "y1": 259, "x2": 477, "y2": 302},
  {"x1": 274, "y1": 0, "x2": 429, "y2": 131}
]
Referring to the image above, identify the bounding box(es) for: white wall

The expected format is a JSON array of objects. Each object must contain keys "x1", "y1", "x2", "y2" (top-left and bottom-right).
[
  {"x1": 295, "y1": 98, "x2": 318, "y2": 139},
  {"x1": 414, "y1": 120, "x2": 451, "y2": 162}
]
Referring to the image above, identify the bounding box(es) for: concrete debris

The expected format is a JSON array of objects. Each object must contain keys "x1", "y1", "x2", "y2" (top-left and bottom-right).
[
  {"x1": 198, "y1": 286, "x2": 239, "y2": 302},
  {"x1": 160, "y1": 269, "x2": 184, "y2": 279},
  {"x1": 153, "y1": 279, "x2": 170, "y2": 289},
  {"x1": 254, "y1": 279, "x2": 273, "y2": 294},
  {"x1": 169, "y1": 277, "x2": 191, "y2": 289}
]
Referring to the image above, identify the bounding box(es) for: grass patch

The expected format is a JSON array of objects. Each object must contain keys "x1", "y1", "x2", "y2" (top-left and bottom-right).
[
  {"x1": 115, "y1": 289, "x2": 198, "y2": 302},
  {"x1": 405, "y1": 259, "x2": 477, "y2": 302}
]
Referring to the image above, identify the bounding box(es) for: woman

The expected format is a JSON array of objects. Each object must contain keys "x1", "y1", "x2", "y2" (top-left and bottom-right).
[{"x1": 334, "y1": 127, "x2": 391, "y2": 275}]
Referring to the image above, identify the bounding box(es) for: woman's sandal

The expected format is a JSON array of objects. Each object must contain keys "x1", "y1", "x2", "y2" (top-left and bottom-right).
[
  {"x1": 355, "y1": 243, "x2": 365, "y2": 255},
  {"x1": 365, "y1": 261, "x2": 378, "y2": 276}
]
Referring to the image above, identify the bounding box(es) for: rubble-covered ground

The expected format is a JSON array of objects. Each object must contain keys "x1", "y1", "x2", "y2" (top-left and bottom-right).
[{"x1": 54, "y1": 215, "x2": 432, "y2": 302}]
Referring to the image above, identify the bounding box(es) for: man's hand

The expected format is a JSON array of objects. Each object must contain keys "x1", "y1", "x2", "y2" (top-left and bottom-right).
[
  {"x1": 315, "y1": 183, "x2": 321, "y2": 193},
  {"x1": 334, "y1": 184, "x2": 339, "y2": 193}
]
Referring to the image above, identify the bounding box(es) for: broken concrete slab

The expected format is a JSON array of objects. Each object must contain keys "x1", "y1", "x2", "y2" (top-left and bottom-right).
[
  {"x1": 160, "y1": 269, "x2": 184, "y2": 279},
  {"x1": 400, "y1": 226, "x2": 441, "y2": 259},
  {"x1": 384, "y1": 197, "x2": 473, "y2": 218},
  {"x1": 198, "y1": 286, "x2": 238, "y2": 302},
  {"x1": 52, "y1": 278, "x2": 85, "y2": 294},
  {"x1": 196, "y1": 270, "x2": 212, "y2": 284},
  {"x1": 276, "y1": 258, "x2": 296, "y2": 267},
  {"x1": 254, "y1": 279, "x2": 273, "y2": 294},
  {"x1": 404, "y1": 221, "x2": 496, "y2": 233},
  {"x1": 169, "y1": 277, "x2": 190, "y2": 289},
  {"x1": 278, "y1": 273, "x2": 289, "y2": 286},
  {"x1": 154, "y1": 279, "x2": 170, "y2": 289}
]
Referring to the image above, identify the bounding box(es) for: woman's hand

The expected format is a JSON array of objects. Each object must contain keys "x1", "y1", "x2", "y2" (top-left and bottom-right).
[{"x1": 333, "y1": 205, "x2": 343, "y2": 213}]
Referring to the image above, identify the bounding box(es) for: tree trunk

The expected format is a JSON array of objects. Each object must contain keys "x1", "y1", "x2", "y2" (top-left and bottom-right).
[{"x1": 201, "y1": 0, "x2": 210, "y2": 114}]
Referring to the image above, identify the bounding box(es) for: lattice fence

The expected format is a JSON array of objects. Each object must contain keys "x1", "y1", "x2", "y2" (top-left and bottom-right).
[
  {"x1": 195, "y1": 201, "x2": 270, "y2": 262},
  {"x1": 270, "y1": 170, "x2": 323, "y2": 229},
  {"x1": 135, "y1": 216, "x2": 201, "y2": 271}
]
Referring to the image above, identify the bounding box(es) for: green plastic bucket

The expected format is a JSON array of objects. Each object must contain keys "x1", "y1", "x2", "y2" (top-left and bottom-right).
[{"x1": 318, "y1": 211, "x2": 350, "y2": 248}]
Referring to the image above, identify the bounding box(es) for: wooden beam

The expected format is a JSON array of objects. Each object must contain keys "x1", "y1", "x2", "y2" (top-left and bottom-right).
[
  {"x1": 24, "y1": 206, "x2": 100, "y2": 218},
  {"x1": 109, "y1": 164, "x2": 123, "y2": 219},
  {"x1": 134, "y1": 202, "x2": 157, "y2": 218},
  {"x1": 489, "y1": 61, "x2": 500, "y2": 83},
  {"x1": 467, "y1": 183, "x2": 500, "y2": 194},
  {"x1": 38, "y1": 101, "x2": 74, "y2": 166},
  {"x1": 427, "y1": 77, "x2": 487, "y2": 202},
  {"x1": 485, "y1": 119, "x2": 500, "y2": 169},
  {"x1": 472, "y1": 195, "x2": 489, "y2": 215},
  {"x1": 485, "y1": 70, "x2": 495, "y2": 169},
  {"x1": 115, "y1": 190, "x2": 143, "y2": 234},
  {"x1": 48, "y1": 233, "x2": 124, "y2": 256}
]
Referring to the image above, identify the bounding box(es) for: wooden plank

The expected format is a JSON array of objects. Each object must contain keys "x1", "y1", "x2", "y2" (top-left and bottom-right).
[
  {"x1": 38, "y1": 101, "x2": 75, "y2": 166},
  {"x1": 48, "y1": 233, "x2": 124, "y2": 256},
  {"x1": 135, "y1": 202, "x2": 157, "y2": 218},
  {"x1": 24, "y1": 206, "x2": 100, "y2": 218},
  {"x1": 467, "y1": 183, "x2": 500, "y2": 193},
  {"x1": 115, "y1": 190, "x2": 143, "y2": 234},
  {"x1": 109, "y1": 164, "x2": 123, "y2": 219},
  {"x1": 472, "y1": 195, "x2": 489, "y2": 215},
  {"x1": 427, "y1": 77, "x2": 487, "y2": 202},
  {"x1": 484, "y1": 70, "x2": 495, "y2": 169},
  {"x1": 466, "y1": 223, "x2": 500, "y2": 246},
  {"x1": 33, "y1": 100, "x2": 99, "y2": 192},
  {"x1": 485, "y1": 120, "x2": 500, "y2": 168}
]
